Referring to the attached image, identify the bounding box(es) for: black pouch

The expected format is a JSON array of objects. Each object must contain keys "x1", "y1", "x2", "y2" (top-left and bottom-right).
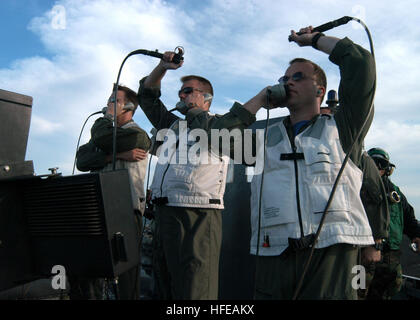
[{"x1": 288, "y1": 234, "x2": 316, "y2": 251}]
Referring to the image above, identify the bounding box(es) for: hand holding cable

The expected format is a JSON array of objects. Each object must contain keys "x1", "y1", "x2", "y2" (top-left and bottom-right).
[
  {"x1": 158, "y1": 51, "x2": 184, "y2": 70},
  {"x1": 289, "y1": 26, "x2": 340, "y2": 54},
  {"x1": 143, "y1": 47, "x2": 185, "y2": 89},
  {"x1": 288, "y1": 26, "x2": 319, "y2": 47}
]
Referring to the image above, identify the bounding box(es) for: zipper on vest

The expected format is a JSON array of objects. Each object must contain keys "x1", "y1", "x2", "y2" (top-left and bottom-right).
[
  {"x1": 159, "y1": 162, "x2": 171, "y2": 197},
  {"x1": 292, "y1": 143, "x2": 305, "y2": 238},
  {"x1": 159, "y1": 137, "x2": 180, "y2": 197}
]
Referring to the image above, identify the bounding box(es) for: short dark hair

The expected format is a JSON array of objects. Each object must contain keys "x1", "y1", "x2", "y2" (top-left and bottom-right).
[
  {"x1": 113, "y1": 84, "x2": 138, "y2": 112},
  {"x1": 289, "y1": 58, "x2": 327, "y2": 103},
  {"x1": 180, "y1": 75, "x2": 213, "y2": 96}
]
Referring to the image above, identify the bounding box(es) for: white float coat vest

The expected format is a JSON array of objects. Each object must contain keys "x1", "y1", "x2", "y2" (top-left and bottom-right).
[
  {"x1": 150, "y1": 119, "x2": 230, "y2": 209},
  {"x1": 250, "y1": 115, "x2": 374, "y2": 256},
  {"x1": 101, "y1": 121, "x2": 148, "y2": 214}
]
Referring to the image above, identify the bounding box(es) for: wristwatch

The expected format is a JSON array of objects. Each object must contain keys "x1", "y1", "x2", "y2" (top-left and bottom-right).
[
  {"x1": 371, "y1": 242, "x2": 383, "y2": 251},
  {"x1": 311, "y1": 32, "x2": 325, "y2": 49}
]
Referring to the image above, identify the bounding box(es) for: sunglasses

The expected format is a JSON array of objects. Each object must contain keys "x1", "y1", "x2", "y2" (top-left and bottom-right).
[
  {"x1": 373, "y1": 157, "x2": 390, "y2": 170},
  {"x1": 178, "y1": 87, "x2": 203, "y2": 97},
  {"x1": 278, "y1": 71, "x2": 307, "y2": 84}
]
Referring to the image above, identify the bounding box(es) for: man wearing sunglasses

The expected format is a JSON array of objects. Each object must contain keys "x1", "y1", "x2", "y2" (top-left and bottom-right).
[
  {"x1": 187, "y1": 26, "x2": 377, "y2": 299},
  {"x1": 365, "y1": 147, "x2": 420, "y2": 299},
  {"x1": 136, "y1": 52, "x2": 254, "y2": 300}
]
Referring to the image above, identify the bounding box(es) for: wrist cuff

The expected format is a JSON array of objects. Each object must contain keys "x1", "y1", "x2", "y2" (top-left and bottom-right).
[{"x1": 312, "y1": 32, "x2": 325, "y2": 50}]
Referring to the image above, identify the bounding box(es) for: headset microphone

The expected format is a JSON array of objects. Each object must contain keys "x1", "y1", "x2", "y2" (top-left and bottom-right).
[
  {"x1": 203, "y1": 93, "x2": 213, "y2": 102},
  {"x1": 169, "y1": 94, "x2": 212, "y2": 114},
  {"x1": 91, "y1": 107, "x2": 108, "y2": 115},
  {"x1": 170, "y1": 101, "x2": 191, "y2": 115},
  {"x1": 123, "y1": 102, "x2": 135, "y2": 111}
]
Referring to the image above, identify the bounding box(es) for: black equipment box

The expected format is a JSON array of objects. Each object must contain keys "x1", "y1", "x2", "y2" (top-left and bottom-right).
[
  {"x1": 0, "y1": 170, "x2": 140, "y2": 291},
  {"x1": 0, "y1": 89, "x2": 34, "y2": 179}
]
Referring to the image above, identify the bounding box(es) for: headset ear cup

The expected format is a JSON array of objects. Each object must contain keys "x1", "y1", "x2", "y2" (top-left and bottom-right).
[
  {"x1": 123, "y1": 102, "x2": 135, "y2": 111},
  {"x1": 204, "y1": 93, "x2": 213, "y2": 102}
]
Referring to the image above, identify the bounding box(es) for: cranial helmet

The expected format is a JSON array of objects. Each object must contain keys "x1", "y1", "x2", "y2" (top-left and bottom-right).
[
  {"x1": 368, "y1": 147, "x2": 389, "y2": 161},
  {"x1": 368, "y1": 147, "x2": 395, "y2": 175}
]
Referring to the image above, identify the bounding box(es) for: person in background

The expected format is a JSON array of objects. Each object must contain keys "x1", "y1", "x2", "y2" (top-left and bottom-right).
[
  {"x1": 320, "y1": 106, "x2": 389, "y2": 299},
  {"x1": 366, "y1": 147, "x2": 420, "y2": 299}
]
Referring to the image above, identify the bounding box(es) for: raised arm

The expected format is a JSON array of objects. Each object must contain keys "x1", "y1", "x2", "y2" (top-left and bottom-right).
[
  {"x1": 138, "y1": 51, "x2": 183, "y2": 130},
  {"x1": 290, "y1": 26, "x2": 376, "y2": 161}
]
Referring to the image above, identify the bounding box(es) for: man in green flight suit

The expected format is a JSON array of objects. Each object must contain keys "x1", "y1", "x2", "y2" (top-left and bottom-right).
[
  {"x1": 137, "y1": 52, "x2": 241, "y2": 300},
  {"x1": 366, "y1": 147, "x2": 420, "y2": 299},
  {"x1": 75, "y1": 84, "x2": 151, "y2": 299}
]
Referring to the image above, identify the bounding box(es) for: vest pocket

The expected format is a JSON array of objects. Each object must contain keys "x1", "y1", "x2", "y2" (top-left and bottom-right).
[
  {"x1": 192, "y1": 162, "x2": 225, "y2": 195},
  {"x1": 165, "y1": 164, "x2": 194, "y2": 188},
  {"x1": 303, "y1": 141, "x2": 341, "y2": 175},
  {"x1": 259, "y1": 172, "x2": 297, "y2": 227},
  {"x1": 309, "y1": 183, "x2": 350, "y2": 225}
]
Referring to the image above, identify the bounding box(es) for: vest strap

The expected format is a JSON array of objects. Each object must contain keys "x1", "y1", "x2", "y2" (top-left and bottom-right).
[
  {"x1": 152, "y1": 197, "x2": 169, "y2": 205},
  {"x1": 280, "y1": 153, "x2": 305, "y2": 161}
]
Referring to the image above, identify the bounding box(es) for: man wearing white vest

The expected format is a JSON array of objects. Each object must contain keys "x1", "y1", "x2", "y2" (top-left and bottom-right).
[
  {"x1": 243, "y1": 26, "x2": 376, "y2": 299},
  {"x1": 187, "y1": 26, "x2": 377, "y2": 299},
  {"x1": 137, "y1": 52, "x2": 255, "y2": 299}
]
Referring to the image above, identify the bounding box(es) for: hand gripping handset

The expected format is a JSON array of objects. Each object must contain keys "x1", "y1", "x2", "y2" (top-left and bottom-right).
[{"x1": 265, "y1": 83, "x2": 289, "y2": 109}]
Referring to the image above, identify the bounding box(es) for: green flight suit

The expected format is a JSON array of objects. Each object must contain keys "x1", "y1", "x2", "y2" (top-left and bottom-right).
[
  {"x1": 137, "y1": 79, "x2": 256, "y2": 300},
  {"x1": 74, "y1": 116, "x2": 150, "y2": 300},
  {"x1": 366, "y1": 177, "x2": 420, "y2": 300}
]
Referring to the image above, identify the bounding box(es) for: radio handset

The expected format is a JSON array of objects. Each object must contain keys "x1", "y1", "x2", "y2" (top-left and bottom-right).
[
  {"x1": 170, "y1": 101, "x2": 191, "y2": 115},
  {"x1": 265, "y1": 83, "x2": 289, "y2": 109}
]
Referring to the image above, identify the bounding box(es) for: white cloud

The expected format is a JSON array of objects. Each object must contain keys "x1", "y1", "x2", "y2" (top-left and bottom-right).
[
  {"x1": 30, "y1": 115, "x2": 63, "y2": 135},
  {"x1": 365, "y1": 121, "x2": 420, "y2": 154}
]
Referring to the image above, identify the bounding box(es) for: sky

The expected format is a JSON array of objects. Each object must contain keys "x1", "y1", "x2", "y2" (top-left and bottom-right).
[{"x1": 1, "y1": 0, "x2": 419, "y2": 219}]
